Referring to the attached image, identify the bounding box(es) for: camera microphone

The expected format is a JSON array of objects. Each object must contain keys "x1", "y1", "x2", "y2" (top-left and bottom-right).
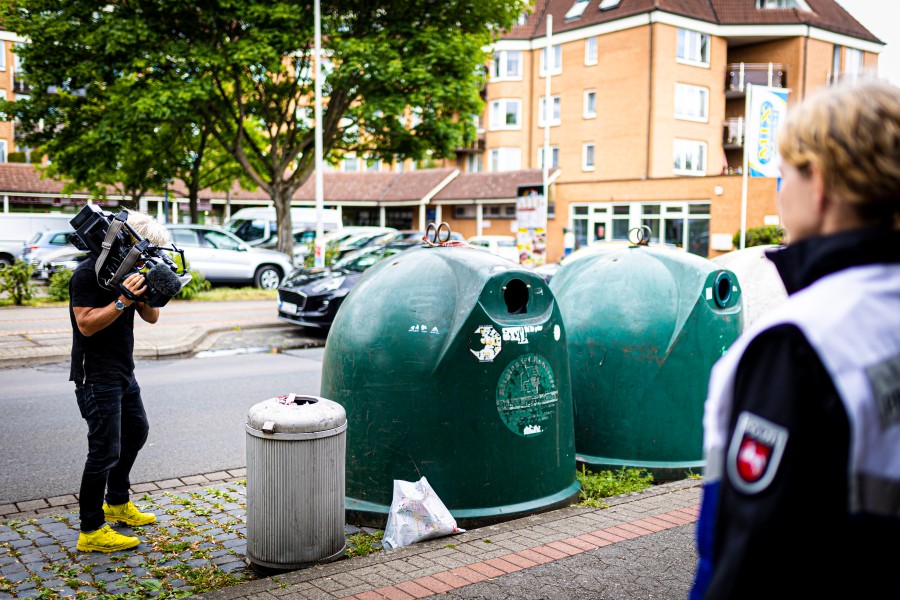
[{"x1": 146, "y1": 262, "x2": 184, "y2": 297}]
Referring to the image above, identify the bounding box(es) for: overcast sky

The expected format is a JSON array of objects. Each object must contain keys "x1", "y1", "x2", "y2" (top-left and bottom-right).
[{"x1": 836, "y1": 0, "x2": 900, "y2": 85}]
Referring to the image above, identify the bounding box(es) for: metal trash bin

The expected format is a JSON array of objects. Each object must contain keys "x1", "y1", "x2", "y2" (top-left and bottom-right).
[{"x1": 245, "y1": 393, "x2": 347, "y2": 570}]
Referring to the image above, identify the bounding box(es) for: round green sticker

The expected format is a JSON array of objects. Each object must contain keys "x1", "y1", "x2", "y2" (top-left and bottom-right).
[{"x1": 496, "y1": 354, "x2": 559, "y2": 437}]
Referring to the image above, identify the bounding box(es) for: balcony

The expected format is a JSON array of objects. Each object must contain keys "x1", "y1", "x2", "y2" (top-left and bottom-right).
[
  {"x1": 726, "y1": 63, "x2": 786, "y2": 98},
  {"x1": 723, "y1": 117, "x2": 744, "y2": 149},
  {"x1": 12, "y1": 78, "x2": 31, "y2": 95}
]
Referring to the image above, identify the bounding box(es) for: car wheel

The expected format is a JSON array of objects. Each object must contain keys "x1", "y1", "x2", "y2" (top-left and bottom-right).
[
  {"x1": 0, "y1": 255, "x2": 12, "y2": 269},
  {"x1": 254, "y1": 265, "x2": 282, "y2": 290}
]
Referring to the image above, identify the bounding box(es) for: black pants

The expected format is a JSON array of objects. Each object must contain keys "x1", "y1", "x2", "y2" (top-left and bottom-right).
[{"x1": 75, "y1": 377, "x2": 149, "y2": 532}]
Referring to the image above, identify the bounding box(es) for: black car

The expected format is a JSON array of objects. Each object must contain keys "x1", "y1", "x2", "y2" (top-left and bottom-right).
[{"x1": 277, "y1": 241, "x2": 418, "y2": 329}]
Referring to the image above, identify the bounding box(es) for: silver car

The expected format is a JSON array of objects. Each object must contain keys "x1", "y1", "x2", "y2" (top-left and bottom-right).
[{"x1": 166, "y1": 224, "x2": 294, "y2": 290}]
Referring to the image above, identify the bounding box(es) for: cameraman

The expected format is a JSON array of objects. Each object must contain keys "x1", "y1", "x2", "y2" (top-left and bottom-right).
[{"x1": 69, "y1": 209, "x2": 169, "y2": 553}]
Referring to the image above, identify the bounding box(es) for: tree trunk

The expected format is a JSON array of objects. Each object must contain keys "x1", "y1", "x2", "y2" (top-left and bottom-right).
[{"x1": 272, "y1": 185, "x2": 294, "y2": 259}]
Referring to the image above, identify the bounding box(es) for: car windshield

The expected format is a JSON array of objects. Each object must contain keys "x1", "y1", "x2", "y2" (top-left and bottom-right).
[
  {"x1": 202, "y1": 230, "x2": 243, "y2": 251},
  {"x1": 332, "y1": 246, "x2": 404, "y2": 273}
]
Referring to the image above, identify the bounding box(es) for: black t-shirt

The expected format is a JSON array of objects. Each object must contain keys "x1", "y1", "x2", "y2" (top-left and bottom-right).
[{"x1": 69, "y1": 258, "x2": 135, "y2": 386}]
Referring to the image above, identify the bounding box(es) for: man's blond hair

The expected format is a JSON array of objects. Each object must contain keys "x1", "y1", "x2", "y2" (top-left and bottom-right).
[
  {"x1": 778, "y1": 80, "x2": 900, "y2": 227},
  {"x1": 126, "y1": 210, "x2": 170, "y2": 246}
]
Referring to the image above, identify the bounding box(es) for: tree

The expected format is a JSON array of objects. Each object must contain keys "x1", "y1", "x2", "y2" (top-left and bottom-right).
[{"x1": 1, "y1": 0, "x2": 525, "y2": 256}]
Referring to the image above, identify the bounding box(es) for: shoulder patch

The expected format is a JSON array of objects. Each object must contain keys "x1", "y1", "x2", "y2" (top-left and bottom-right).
[
  {"x1": 726, "y1": 411, "x2": 788, "y2": 494},
  {"x1": 866, "y1": 352, "x2": 900, "y2": 428}
]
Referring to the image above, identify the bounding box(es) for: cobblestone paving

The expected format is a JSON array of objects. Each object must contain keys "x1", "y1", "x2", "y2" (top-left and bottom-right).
[{"x1": 0, "y1": 480, "x2": 382, "y2": 600}]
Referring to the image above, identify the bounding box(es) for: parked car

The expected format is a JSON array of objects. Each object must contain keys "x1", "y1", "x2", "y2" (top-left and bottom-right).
[
  {"x1": 334, "y1": 227, "x2": 397, "y2": 259},
  {"x1": 19, "y1": 229, "x2": 76, "y2": 274},
  {"x1": 378, "y1": 229, "x2": 465, "y2": 244},
  {"x1": 256, "y1": 227, "x2": 339, "y2": 266},
  {"x1": 467, "y1": 235, "x2": 520, "y2": 263},
  {"x1": 277, "y1": 241, "x2": 417, "y2": 329},
  {"x1": 165, "y1": 224, "x2": 294, "y2": 290},
  {"x1": 33, "y1": 245, "x2": 89, "y2": 281}
]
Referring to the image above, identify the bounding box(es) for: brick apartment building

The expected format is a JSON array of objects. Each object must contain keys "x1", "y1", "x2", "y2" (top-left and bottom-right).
[{"x1": 0, "y1": 0, "x2": 884, "y2": 262}]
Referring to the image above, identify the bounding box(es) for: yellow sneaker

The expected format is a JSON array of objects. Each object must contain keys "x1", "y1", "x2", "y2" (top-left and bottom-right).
[
  {"x1": 103, "y1": 500, "x2": 157, "y2": 526},
  {"x1": 77, "y1": 525, "x2": 139, "y2": 553}
]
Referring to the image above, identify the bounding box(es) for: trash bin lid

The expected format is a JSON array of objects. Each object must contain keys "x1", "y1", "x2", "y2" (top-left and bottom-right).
[{"x1": 246, "y1": 394, "x2": 346, "y2": 436}]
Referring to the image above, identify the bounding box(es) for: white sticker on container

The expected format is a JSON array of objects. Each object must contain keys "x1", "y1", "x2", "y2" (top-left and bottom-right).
[
  {"x1": 554, "y1": 324, "x2": 561, "y2": 341},
  {"x1": 469, "y1": 325, "x2": 502, "y2": 362},
  {"x1": 502, "y1": 325, "x2": 543, "y2": 344},
  {"x1": 706, "y1": 287, "x2": 713, "y2": 301}
]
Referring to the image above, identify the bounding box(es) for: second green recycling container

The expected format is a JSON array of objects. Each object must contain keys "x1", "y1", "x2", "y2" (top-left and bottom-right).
[
  {"x1": 550, "y1": 244, "x2": 743, "y2": 480},
  {"x1": 320, "y1": 245, "x2": 579, "y2": 527}
]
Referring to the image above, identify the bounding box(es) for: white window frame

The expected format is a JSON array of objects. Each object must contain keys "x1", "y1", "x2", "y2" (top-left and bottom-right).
[
  {"x1": 466, "y1": 153, "x2": 482, "y2": 173},
  {"x1": 489, "y1": 147, "x2": 522, "y2": 172},
  {"x1": 585, "y1": 36, "x2": 598, "y2": 66},
  {"x1": 489, "y1": 98, "x2": 522, "y2": 131},
  {"x1": 538, "y1": 95, "x2": 561, "y2": 127},
  {"x1": 342, "y1": 154, "x2": 360, "y2": 172},
  {"x1": 536, "y1": 145, "x2": 559, "y2": 169},
  {"x1": 0, "y1": 42, "x2": 6, "y2": 71},
  {"x1": 565, "y1": 0, "x2": 590, "y2": 20},
  {"x1": 674, "y1": 83, "x2": 709, "y2": 122},
  {"x1": 490, "y1": 50, "x2": 522, "y2": 81},
  {"x1": 677, "y1": 29, "x2": 710, "y2": 67},
  {"x1": 540, "y1": 44, "x2": 563, "y2": 77},
  {"x1": 673, "y1": 139, "x2": 707, "y2": 176},
  {"x1": 845, "y1": 47, "x2": 864, "y2": 74},
  {"x1": 599, "y1": 0, "x2": 622, "y2": 9},
  {"x1": 582, "y1": 142, "x2": 595, "y2": 171},
  {"x1": 583, "y1": 90, "x2": 597, "y2": 119}
]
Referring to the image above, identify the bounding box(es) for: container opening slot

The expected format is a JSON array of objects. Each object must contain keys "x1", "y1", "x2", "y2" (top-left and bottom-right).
[{"x1": 504, "y1": 279, "x2": 529, "y2": 314}]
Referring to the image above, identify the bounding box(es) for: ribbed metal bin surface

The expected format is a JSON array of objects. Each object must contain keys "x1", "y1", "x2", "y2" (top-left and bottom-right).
[{"x1": 245, "y1": 395, "x2": 347, "y2": 570}]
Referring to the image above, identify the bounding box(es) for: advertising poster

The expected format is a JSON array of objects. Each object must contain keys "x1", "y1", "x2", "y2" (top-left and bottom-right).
[{"x1": 515, "y1": 184, "x2": 547, "y2": 267}]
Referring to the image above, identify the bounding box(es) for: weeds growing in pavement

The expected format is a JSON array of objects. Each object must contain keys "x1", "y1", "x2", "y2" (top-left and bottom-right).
[
  {"x1": 576, "y1": 465, "x2": 654, "y2": 508},
  {"x1": 344, "y1": 531, "x2": 383, "y2": 558}
]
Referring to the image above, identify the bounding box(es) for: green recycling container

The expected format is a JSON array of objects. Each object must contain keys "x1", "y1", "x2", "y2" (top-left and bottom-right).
[
  {"x1": 321, "y1": 245, "x2": 579, "y2": 528},
  {"x1": 550, "y1": 245, "x2": 743, "y2": 480}
]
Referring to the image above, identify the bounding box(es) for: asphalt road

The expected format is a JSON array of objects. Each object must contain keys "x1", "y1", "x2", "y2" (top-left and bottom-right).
[{"x1": 0, "y1": 346, "x2": 325, "y2": 505}]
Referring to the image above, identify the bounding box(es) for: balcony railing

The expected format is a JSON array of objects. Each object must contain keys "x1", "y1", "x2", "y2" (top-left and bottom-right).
[
  {"x1": 723, "y1": 117, "x2": 744, "y2": 148},
  {"x1": 726, "y1": 63, "x2": 786, "y2": 94},
  {"x1": 12, "y1": 78, "x2": 31, "y2": 95}
]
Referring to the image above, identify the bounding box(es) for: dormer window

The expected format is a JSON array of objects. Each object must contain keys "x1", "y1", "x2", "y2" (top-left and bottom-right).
[
  {"x1": 565, "y1": 0, "x2": 590, "y2": 20},
  {"x1": 756, "y1": 0, "x2": 811, "y2": 10},
  {"x1": 599, "y1": 0, "x2": 621, "y2": 9}
]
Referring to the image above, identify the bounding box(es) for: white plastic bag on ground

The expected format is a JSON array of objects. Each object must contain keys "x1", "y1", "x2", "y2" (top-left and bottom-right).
[{"x1": 381, "y1": 476, "x2": 465, "y2": 550}]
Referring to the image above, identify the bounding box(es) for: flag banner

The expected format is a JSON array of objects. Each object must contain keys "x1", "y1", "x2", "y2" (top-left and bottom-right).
[{"x1": 746, "y1": 85, "x2": 789, "y2": 178}]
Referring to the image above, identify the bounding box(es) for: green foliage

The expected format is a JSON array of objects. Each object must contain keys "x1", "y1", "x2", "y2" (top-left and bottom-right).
[
  {"x1": 48, "y1": 268, "x2": 74, "y2": 301},
  {"x1": 0, "y1": 259, "x2": 35, "y2": 305},
  {"x1": 303, "y1": 240, "x2": 341, "y2": 268},
  {"x1": 6, "y1": 151, "x2": 27, "y2": 163},
  {"x1": 345, "y1": 530, "x2": 383, "y2": 558},
  {"x1": 171, "y1": 253, "x2": 211, "y2": 300},
  {"x1": 732, "y1": 225, "x2": 784, "y2": 249},
  {"x1": 576, "y1": 465, "x2": 654, "y2": 508},
  {"x1": 2, "y1": 0, "x2": 524, "y2": 256}
]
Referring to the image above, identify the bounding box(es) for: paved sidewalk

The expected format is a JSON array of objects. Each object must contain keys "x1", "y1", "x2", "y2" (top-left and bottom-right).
[{"x1": 0, "y1": 475, "x2": 700, "y2": 600}]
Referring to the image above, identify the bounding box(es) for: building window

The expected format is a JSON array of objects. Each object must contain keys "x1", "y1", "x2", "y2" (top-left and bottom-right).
[
  {"x1": 565, "y1": 0, "x2": 590, "y2": 20},
  {"x1": 342, "y1": 154, "x2": 360, "y2": 172},
  {"x1": 466, "y1": 153, "x2": 482, "y2": 173},
  {"x1": 599, "y1": 0, "x2": 622, "y2": 9},
  {"x1": 0, "y1": 140, "x2": 6, "y2": 163},
  {"x1": 490, "y1": 50, "x2": 522, "y2": 81},
  {"x1": 675, "y1": 83, "x2": 709, "y2": 122},
  {"x1": 0, "y1": 42, "x2": 5, "y2": 71},
  {"x1": 365, "y1": 156, "x2": 381, "y2": 172},
  {"x1": 582, "y1": 143, "x2": 595, "y2": 171},
  {"x1": 585, "y1": 37, "x2": 598, "y2": 65},
  {"x1": 757, "y1": 0, "x2": 809, "y2": 8},
  {"x1": 673, "y1": 139, "x2": 707, "y2": 176},
  {"x1": 538, "y1": 95, "x2": 561, "y2": 127},
  {"x1": 584, "y1": 90, "x2": 597, "y2": 118},
  {"x1": 677, "y1": 29, "x2": 709, "y2": 66},
  {"x1": 540, "y1": 44, "x2": 563, "y2": 77},
  {"x1": 845, "y1": 48, "x2": 864, "y2": 74},
  {"x1": 489, "y1": 147, "x2": 521, "y2": 172},
  {"x1": 489, "y1": 99, "x2": 522, "y2": 130},
  {"x1": 536, "y1": 145, "x2": 559, "y2": 169}
]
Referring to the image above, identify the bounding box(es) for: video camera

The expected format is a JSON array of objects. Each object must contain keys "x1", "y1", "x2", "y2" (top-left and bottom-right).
[{"x1": 68, "y1": 204, "x2": 191, "y2": 308}]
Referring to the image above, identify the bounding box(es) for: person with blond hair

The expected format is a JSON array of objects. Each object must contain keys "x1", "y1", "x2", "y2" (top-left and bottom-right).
[
  {"x1": 691, "y1": 80, "x2": 900, "y2": 598},
  {"x1": 69, "y1": 208, "x2": 170, "y2": 552}
]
